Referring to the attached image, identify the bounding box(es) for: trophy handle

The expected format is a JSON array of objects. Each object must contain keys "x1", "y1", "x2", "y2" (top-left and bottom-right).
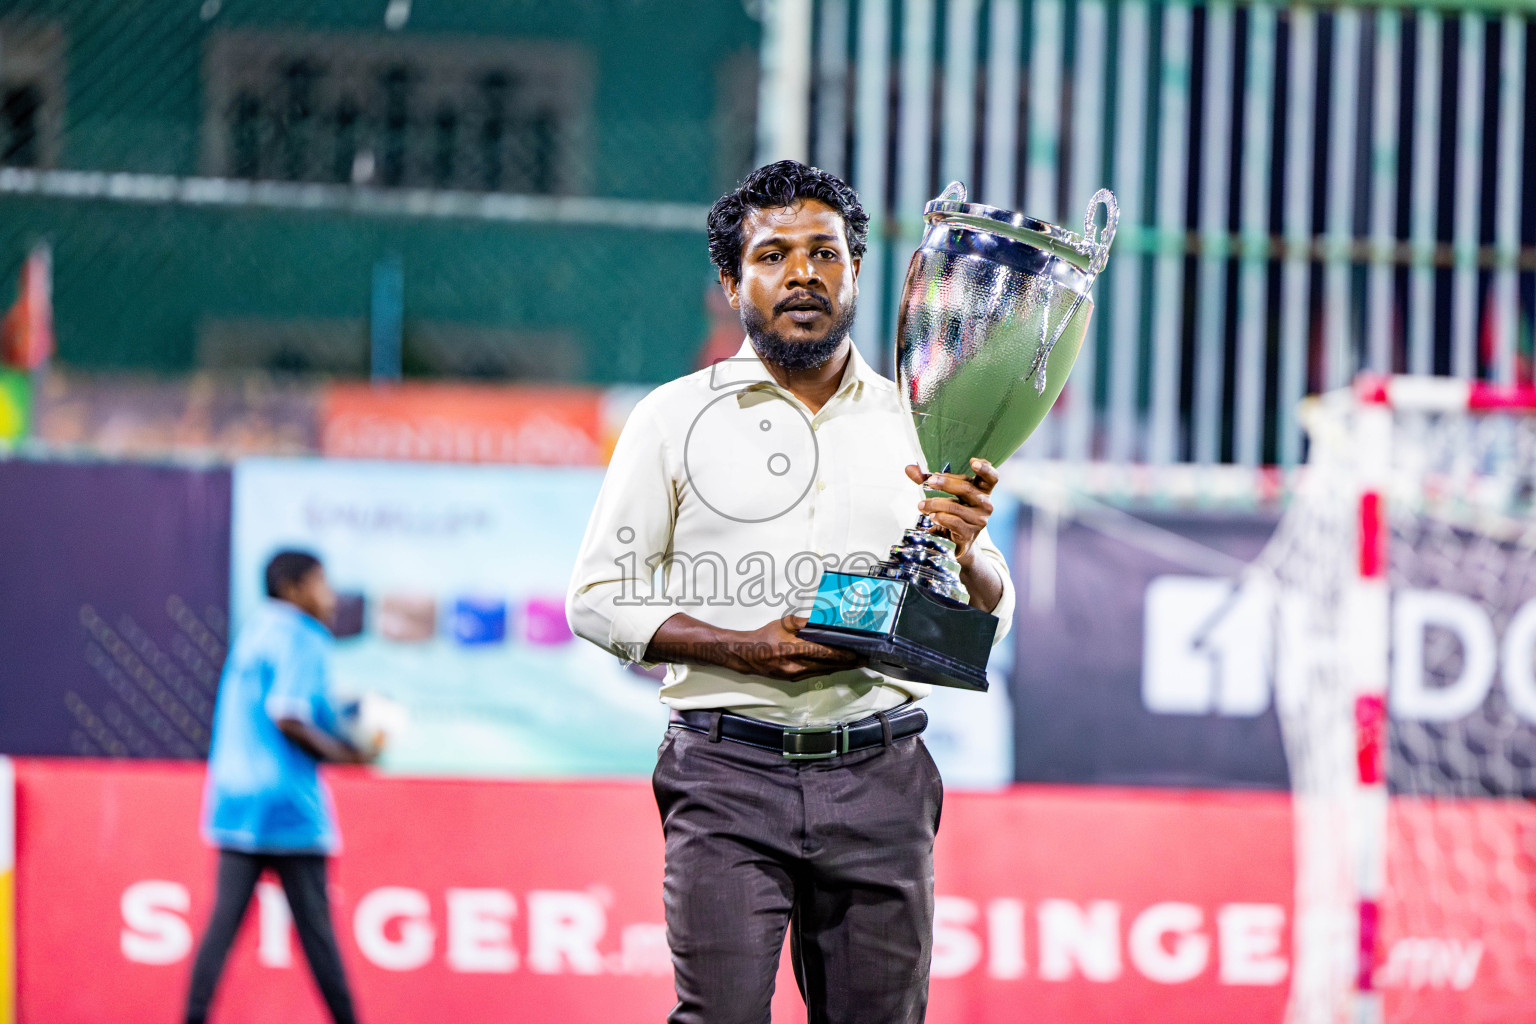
[
  {"x1": 938, "y1": 180, "x2": 967, "y2": 203},
  {"x1": 1022, "y1": 188, "x2": 1119, "y2": 395},
  {"x1": 1081, "y1": 188, "x2": 1119, "y2": 278}
]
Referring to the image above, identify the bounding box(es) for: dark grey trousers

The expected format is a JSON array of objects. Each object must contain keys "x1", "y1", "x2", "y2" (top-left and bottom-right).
[
  {"x1": 652, "y1": 721, "x2": 943, "y2": 1024},
  {"x1": 183, "y1": 850, "x2": 358, "y2": 1024}
]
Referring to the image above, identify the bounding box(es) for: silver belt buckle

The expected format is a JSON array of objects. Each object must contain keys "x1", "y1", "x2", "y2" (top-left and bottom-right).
[{"x1": 781, "y1": 723, "x2": 850, "y2": 760}]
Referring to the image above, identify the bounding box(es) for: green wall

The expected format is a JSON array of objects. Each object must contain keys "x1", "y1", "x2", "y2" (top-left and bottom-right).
[{"x1": 0, "y1": 0, "x2": 758, "y2": 380}]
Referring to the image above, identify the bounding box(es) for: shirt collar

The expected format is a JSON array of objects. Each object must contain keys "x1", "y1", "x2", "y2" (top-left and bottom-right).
[
  {"x1": 714, "y1": 337, "x2": 869, "y2": 404},
  {"x1": 265, "y1": 597, "x2": 332, "y2": 637}
]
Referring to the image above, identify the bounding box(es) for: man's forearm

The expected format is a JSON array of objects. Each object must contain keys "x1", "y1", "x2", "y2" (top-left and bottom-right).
[
  {"x1": 644, "y1": 612, "x2": 865, "y2": 681},
  {"x1": 959, "y1": 554, "x2": 1004, "y2": 614},
  {"x1": 644, "y1": 613, "x2": 739, "y2": 670},
  {"x1": 278, "y1": 718, "x2": 364, "y2": 764}
]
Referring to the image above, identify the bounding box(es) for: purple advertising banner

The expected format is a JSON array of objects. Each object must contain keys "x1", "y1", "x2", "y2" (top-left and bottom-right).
[{"x1": 0, "y1": 458, "x2": 230, "y2": 757}]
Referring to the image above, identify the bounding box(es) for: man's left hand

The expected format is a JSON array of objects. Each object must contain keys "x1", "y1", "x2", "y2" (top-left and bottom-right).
[{"x1": 904, "y1": 458, "x2": 998, "y2": 568}]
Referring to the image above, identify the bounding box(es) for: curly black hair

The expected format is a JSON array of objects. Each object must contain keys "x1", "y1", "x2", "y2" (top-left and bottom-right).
[{"x1": 706, "y1": 160, "x2": 869, "y2": 282}]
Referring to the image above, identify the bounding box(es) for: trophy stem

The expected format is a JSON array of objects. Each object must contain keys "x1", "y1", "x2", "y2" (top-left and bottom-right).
[{"x1": 872, "y1": 513, "x2": 969, "y2": 606}]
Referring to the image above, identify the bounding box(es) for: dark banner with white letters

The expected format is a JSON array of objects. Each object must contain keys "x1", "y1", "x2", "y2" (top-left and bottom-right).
[
  {"x1": 1006, "y1": 499, "x2": 1536, "y2": 797},
  {"x1": 1007, "y1": 503, "x2": 1289, "y2": 790}
]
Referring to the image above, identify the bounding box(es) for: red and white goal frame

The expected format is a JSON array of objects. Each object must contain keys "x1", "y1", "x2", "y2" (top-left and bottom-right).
[
  {"x1": 1271, "y1": 374, "x2": 1536, "y2": 1024},
  {"x1": 1353, "y1": 374, "x2": 1536, "y2": 414}
]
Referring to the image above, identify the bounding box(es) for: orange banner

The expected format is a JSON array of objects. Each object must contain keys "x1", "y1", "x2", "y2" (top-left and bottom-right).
[{"x1": 320, "y1": 383, "x2": 607, "y2": 466}]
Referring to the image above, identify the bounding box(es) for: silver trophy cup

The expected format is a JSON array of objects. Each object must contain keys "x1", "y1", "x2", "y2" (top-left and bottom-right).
[{"x1": 800, "y1": 183, "x2": 1118, "y2": 690}]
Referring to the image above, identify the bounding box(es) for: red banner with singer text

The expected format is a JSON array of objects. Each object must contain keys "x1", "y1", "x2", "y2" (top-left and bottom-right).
[{"x1": 12, "y1": 760, "x2": 1531, "y2": 1023}]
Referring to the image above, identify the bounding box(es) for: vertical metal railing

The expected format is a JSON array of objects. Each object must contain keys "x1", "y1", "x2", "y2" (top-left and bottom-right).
[
  {"x1": 1407, "y1": 9, "x2": 1442, "y2": 379},
  {"x1": 1493, "y1": 10, "x2": 1527, "y2": 386},
  {"x1": 848, "y1": 0, "x2": 890, "y2": 366},
  {"x1": 1322, "y1": 7, "x2": 1362, "y2": 393},
  {"x1": 982, "y1": 0, "x2": 1021, "y2": 206},
  {"x1": 1061, "y1": 0, "x2": 1107, "y2": 462},
  {"x1": 1367, "y1": 8, "x2": 1403, "y2": 377},
  {"x1": 1105, "y1": 0, "x2": 1152, "y2": 462},
  {"x1": 1147, "y1": 0, "x2": 1192, "y2": 465},
  {"x1": 1451, "y1": 12, "x2": 1486, "y2": 380},
  {"x1": 1234, "y1": 5, "x2": 1277, "y2": 467},
  {"x1": 1277, "y1": 5, "x2": 1317, "y2": 467},
  {"x1": 1193, "y1": 0, "x2": 1236, "y2": 465},
  {"x1": 800, "y1": 0, "x2": 1536, "y2": 466}
]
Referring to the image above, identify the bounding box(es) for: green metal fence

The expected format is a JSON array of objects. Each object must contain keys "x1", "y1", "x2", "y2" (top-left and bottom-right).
[{"x1": 0, "y1": 0, "x2": 759, "y2": 382}]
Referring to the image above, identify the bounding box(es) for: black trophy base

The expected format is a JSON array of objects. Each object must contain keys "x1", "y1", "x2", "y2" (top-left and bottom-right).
[{"x1": 800, "y1": 571, "x2": 997, "y2": 691}]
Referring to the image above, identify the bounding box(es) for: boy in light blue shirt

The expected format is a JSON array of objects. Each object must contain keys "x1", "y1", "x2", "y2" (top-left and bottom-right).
[{"x1": 185, "y1": 551, "x2": 372, "y2": 1024}]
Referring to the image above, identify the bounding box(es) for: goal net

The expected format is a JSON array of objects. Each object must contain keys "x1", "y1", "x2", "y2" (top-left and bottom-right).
[{"x1": 1258, "y1": 376, "x2": 1536, "y2": 1024}]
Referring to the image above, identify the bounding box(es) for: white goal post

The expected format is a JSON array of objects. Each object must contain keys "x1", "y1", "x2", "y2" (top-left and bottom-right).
[{"x1": 1261, "y1": 374, "x2": 1536, "y2": 1024}]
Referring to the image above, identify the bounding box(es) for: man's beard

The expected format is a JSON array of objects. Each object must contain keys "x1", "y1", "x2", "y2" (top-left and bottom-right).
[{"x1": 742, "y1": 296, "x2": 857, "y2": 371}]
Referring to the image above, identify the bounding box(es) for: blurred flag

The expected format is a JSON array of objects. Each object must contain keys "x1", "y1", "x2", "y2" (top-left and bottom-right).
[
  {"x1": 1479, "y1": 280, "x2": 1536, "y2": 383},
  {"x1": 1, "y1": 244, "x2": 53, "y2": 372},
  {"x1": 0, "y1": 373, "x2": 27, "y2": 442}
]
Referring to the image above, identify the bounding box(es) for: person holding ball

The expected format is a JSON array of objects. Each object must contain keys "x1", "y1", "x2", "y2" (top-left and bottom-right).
[{"x1": 184, "y1": 550, "x2": 374, "y2": 1024}]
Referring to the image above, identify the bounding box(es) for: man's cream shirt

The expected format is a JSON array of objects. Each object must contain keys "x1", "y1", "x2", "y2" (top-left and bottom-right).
[{"x1": 567, "y1": 339, "x2": 1015, "y2": 727}]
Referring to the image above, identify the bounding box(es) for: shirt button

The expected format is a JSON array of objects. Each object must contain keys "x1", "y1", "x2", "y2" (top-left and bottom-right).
[
  {"x1": 812, "y1": 422, "x2": 820, "y2": 431},
  {"x1": 816, "y1": 480, "x2": 827, "y2": 491},
  {"x1": 814, "y1": 682, "x2": 824, "y2": 690}
]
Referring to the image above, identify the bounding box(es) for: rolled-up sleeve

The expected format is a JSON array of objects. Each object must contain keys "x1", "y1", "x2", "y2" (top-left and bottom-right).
[
  {"x1": 566, "y1": 398, "x2": 680, "y2": 665},
  {"x1": 973, "y1": 525, "x2": 1015, "y2": 644},
  {"x1": 264, "y1": 628, "x2": 333, "y2": 727}
]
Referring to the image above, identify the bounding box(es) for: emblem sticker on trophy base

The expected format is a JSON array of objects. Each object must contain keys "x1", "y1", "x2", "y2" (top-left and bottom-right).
[{"x1": 809, "y1": 573, "x2": 903, "y2": 634}]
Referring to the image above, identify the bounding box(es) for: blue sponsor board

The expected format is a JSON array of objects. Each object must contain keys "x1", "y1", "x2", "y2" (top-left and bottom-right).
[{"x1": 231, "y1": 458, "x2": 668, "y2": 779}]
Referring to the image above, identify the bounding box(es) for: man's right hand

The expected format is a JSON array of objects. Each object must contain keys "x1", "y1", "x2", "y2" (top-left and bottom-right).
[
  {"x1": 646, "y1": 613, "x2": 864, "y2": 682},
  {"x1": 339, "y1": 737, "x2": 383, "y2": 766},
  {"x1": 278, "y1": 717, "x2": 380, "y2": 765},
  {"x1": 724, "y1": 615, "x2": 865, "y2": 680}
]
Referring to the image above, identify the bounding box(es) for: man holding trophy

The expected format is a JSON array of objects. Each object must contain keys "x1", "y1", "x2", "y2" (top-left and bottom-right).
[{"x1": 568, "y1": 159, "x2": 1114, "y2": 1022}]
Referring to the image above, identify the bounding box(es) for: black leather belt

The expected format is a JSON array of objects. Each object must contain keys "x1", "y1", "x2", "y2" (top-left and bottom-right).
[{"x1": 671, "y1": 705, "x2": 928, "y2": 760}]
